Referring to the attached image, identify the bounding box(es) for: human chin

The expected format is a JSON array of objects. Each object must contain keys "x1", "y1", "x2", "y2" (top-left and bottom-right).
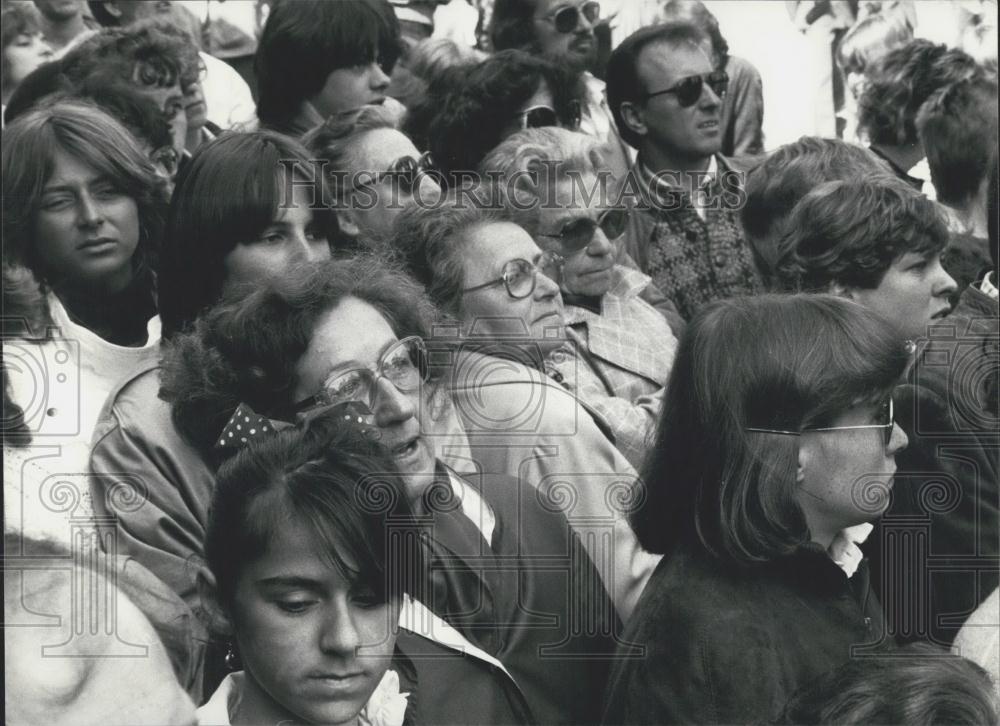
[{"x1": 292, "y1": 671, "x2": 380, "y2": 725}]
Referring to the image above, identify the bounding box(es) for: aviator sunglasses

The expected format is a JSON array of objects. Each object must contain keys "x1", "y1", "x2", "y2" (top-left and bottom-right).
[
  {"x1": 537, "y1": 207, "x2": 629, "y2": 254},
  {"x1": 542, "y1": 1, "x2": 600, "y2": 34},
  {"x1": 643, "y1": 70, "x2": 729, "y2": 108}
]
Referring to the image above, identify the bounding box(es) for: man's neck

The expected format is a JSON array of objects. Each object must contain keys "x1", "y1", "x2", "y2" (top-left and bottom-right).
[
  {"x1": 641, "y1": 144, "x2": 712, "y2": 192},
  {"x1": 871, "y1": 143, "x2": 923, "y2": 176},
  {"x1": 40, "y1": 14, "x2": 87, "y2": 51}
]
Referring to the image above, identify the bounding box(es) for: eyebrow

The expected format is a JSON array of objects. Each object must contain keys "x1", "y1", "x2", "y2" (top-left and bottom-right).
[
  {"x1": 256, "y1": 576, "x2": 324, "y2": 590},
  {"x1": 41, "y1": 176, "x2": 112, "y2": 194},
  {"x1": 321, "y1": 338, "x2": 400, "y2": 378}
]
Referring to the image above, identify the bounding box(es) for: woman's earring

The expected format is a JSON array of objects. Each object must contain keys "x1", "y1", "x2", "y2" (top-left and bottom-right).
[{"x1": 224, "y1": 641, "x2": 240, "y2": 671}]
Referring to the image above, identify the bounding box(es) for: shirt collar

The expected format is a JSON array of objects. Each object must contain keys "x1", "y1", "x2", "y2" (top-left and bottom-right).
[{"x1": 978, "y1": 270, "x2": 1000, "y2": 301}]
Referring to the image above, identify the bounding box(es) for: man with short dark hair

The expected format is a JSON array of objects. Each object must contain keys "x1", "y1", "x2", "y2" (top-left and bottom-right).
[{"x1": 606, "y1": 22, "x2": 761, "y2": 321}]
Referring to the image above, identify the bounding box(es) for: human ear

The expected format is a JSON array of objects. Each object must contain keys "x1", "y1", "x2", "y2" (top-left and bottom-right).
[
  {"x1": 197, "y1": 567, "x2": 234, "y2": 638},
  {"x1": 618, "y1": 101, "x2": 647, "y2": 140}
]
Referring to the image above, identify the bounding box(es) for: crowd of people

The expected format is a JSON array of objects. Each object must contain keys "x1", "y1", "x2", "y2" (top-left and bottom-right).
[{"x1": 2, "y1": 1, "x2": 998, "y2": 724}]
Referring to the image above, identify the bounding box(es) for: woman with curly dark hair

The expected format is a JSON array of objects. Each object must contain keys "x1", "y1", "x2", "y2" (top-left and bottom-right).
[
  {"x1": 410, "y1": 49, "x2": 585, "y2": 183},
  {"x1": 160, "y1": 256, "x2": 622, "y2": 725}
]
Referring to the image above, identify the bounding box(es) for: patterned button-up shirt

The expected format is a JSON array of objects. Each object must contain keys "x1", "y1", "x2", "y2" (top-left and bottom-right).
[
  {"x1": 546, "y1": 265, "x2": 677, "y2": 469},
  {"x1": 623, "y1": 155, "x2": 763, "y2": 321}
]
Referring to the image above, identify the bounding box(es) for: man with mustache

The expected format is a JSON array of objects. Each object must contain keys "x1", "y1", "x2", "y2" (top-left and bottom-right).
[{"x1": 607, "y1": 21, "x2": 762, "y2": 322}]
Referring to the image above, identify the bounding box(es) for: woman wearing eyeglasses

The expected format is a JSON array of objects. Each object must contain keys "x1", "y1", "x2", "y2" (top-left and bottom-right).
[
  {"x1": 415, "y1": 48, "x2": 586, "y2": 184},
  {"x1": 482, "y1": 127, "x2": 680, "y2": 470},
  {"x1": 161, "y1": 257, "x2": 622, "y2": 725},
  {"x1": 602, "y1": 293, "x2": 908, "y2": 725},
  {"x1": 393, "y1": 192, "x2": 661, "y2": 619},
  {"x1": 304, "y1": 103, "x2": 440, "y2": 252}
]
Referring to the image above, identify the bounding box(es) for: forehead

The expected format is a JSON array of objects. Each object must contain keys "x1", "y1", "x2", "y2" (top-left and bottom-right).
[
  {"x1": 46, "y1": 147, "x2": 100, "y2": 185},
  {"x1": 353, "y1": 127, "x2": 419, "y2": 171},
  {"x1": 305, "y1": 296, "x2": 398, "y2": 369},
  {"x1": 273, "y1": 182, "x2": 316, "y2": 226},
  {"x1": 637, "y1": 39, "x2": 713, "y2": 89},
  {"x1": 243, "y1": 522, "x2": 353, "y2": 587},
  {"x1": 463, "y1": 222, "x2": 540, "y2": 273}
]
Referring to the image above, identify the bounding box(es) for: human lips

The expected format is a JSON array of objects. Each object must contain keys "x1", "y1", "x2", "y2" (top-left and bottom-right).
[
  {"x1": 930, "y1": 304, "x2": 951, "y2": 320},
  {"x1": 697, "y1": 118, "x2": 720, "y2": 132},
  {"x1": 77, "y1": 237, "x2": 117, "y2": 253},
  {"x1": 306, "y1": 670, "x2": 367, "y2": 693}
]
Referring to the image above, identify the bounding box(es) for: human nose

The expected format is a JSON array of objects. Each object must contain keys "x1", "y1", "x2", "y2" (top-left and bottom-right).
[
  {"x1": 887, "y1": 422, "x2": 908, "y2": 455},
  {"x1": 700, "y1": 80, "x2": 722, "y2": 108},
  {"x1": 371, "y1": 374, "x2": 416, "y2": 428},
  {"x1": 534, "y1": 267, "x2": 561, "y2": 300},
  {"x1": 318, "y1": 597, "x2": 362, "y2": 655},
  {"x1": 930, "y1": 259, "x2": 958, "y2": 297},
  {"x1": 587, "y1": 224, "x2": 614, "y2": 256},
  {"x1": 76, "y1": 191, "x2": 104, "y2": 228},
  {"x1": 370, "y1": 62, "x2": 391, "y2": 90}
]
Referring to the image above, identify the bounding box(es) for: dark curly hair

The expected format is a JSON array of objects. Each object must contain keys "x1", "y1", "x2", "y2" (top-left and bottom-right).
[
  {"x1": 773, "y1": 177, "x2": 949, "y2": 293},
  {"x1": 61, "y1": 25, "x2": 194, "y2": 92},
  {"x1": 857, "y1": 39, "x2": 982, "y2": 147},
  {"x1": 488, "y1": 0, "x2": 539, "y2": 53},
  {"x1": 160, "y1": 256, "x2": 439, "y2": 462},
  {"x1": 419, "y1": 49, "x2": 585, "y2": 182}
]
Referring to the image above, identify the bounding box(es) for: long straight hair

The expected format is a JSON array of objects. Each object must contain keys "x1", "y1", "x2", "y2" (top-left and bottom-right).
[
  {"x1": 633, "y1": 294, "x2": 910, "y2": 563},
  {"x1": 1, "y1": 98, "x2": 168, "y2": 289}
]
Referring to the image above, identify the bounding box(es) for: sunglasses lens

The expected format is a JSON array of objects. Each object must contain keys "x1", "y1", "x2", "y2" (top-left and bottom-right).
[
  {"x1": 554, "y1": 6, "x2": 578, "y2": 33},
  {"x1": 525, "y1": 106, "x2": 558, "y2": 129},
  {"x1": 392, "y1": 156, "x2": 419, "y2": 192},
  {"x1": 559, "y1": 218, "x2": 597, "y2": 252},
  {"x1": 600, "y1": 209, "x2": 628, "y2": 239},
  {"x1": 676, "y1": 76, "x2": 704, "y2": 107},
  {"x1": 708, "y1": 72, "x2": 729, "y2": 99}
]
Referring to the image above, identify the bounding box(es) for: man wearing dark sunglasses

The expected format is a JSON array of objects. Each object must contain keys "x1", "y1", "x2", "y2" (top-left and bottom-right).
[
  {"x1": 606, "y1": 21, "x2": 762, "y2": 322},
  {"x1": 482, "y1": 127, "x2": 680, "y2": 470},
  {"x1": 490, "y1": 0, "x2": 633, "y2": 181}
]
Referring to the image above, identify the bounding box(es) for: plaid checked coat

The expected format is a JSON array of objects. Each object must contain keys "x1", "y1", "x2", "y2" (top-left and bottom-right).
[{"x1": 547, "y1": 265, "x2": 677, "y2": 469}]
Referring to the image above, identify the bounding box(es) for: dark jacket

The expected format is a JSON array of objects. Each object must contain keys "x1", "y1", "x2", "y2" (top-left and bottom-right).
[
  {"x1": 423, "y1": 466, "x2": 622, "y2": 725},
  {"x1": 602, "y1": 543, "x2": 891, "y2": 725},
  {"x1": 874, "y1": 282, "x2": 999, "y2": 646}
]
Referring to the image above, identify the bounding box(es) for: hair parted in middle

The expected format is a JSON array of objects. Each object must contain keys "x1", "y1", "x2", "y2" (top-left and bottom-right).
[{"x1": 633, "y1": 293, "x2": 910, "y2": 562}]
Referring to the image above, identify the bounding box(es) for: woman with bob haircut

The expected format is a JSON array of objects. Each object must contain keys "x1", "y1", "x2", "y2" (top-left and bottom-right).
[
  {"x1": 255, "y1": 0, "x2": 402, "y2": 138},
  {"x1": 88, "y1": 131, "x2": 338, "y2": 694},
  {"x1": 196, "y1": 416, "x2": 422, "y2": 725},
  {"x1": 602, "y1": 293, "x2": 910, "y2": 725},
  {"x1": 3, "y1": 100, "x2": 167, "y2": 540},
  {"x1": 161, "y1": 257, "x2": 622, "y2": 725}
]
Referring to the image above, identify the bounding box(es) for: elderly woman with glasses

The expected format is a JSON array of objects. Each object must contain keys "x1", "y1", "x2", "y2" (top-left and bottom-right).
[
  {"x1": 602, "y1": 293, "x2": 908, "y2": 725},
  {"x1": 392, "y1": 191, "x2": 661, "y2": 618},
  {"x1": 305, "y1": 103, "x2": 440, "y2": 253},
  {"x1": 481, "y1": 127, "x2": 680, "y2": 469},
  {"x1": 160, "y1": 257, "x2": 622, "y2": 725}
]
